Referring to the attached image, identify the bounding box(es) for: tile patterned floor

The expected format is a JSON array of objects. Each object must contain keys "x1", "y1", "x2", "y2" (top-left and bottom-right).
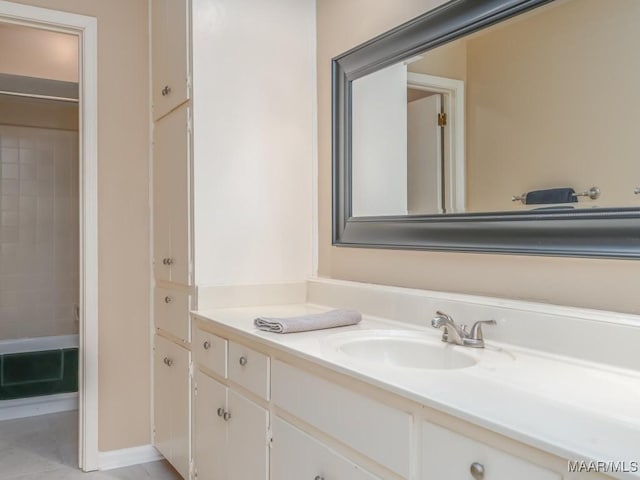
[{"x1": 0, "y1": 411, "x2": 181, "y2": 479}]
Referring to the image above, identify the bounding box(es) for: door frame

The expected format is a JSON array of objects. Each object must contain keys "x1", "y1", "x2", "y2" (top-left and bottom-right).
[
  {"x1": 0, "y1": 1, "x2": 99, "y2": 471},
  {"x1": 407, "y1": 72, "x2": 466, "y2": 213}
]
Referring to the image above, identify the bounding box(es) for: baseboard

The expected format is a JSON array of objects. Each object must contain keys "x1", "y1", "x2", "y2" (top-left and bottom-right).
[
  {"x1": 98, "y1": 444, "x2": 163, "y2": 471},
  {"x1": 0, "y1": 392, "x2": 78, "y2": 421}
]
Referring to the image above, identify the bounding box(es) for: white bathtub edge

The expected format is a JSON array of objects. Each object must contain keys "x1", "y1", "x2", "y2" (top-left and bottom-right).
[{"x1": 0, "y1": 334, "x2": 79, "y2": 355}]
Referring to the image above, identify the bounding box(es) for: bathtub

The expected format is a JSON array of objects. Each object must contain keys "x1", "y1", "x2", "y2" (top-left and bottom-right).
[{"x1": 0, "y1": 334, "x2": 79, "y2": 421}]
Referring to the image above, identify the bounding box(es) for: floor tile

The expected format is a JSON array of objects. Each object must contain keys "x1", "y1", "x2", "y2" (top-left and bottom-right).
[{"x1": 0, "y1": 412, "x2": 181, "y2": 480}]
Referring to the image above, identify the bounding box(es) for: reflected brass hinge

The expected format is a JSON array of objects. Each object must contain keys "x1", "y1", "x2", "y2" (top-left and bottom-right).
[{"x1": 438, "y1": 112, "x2": 447, "y2": 127}]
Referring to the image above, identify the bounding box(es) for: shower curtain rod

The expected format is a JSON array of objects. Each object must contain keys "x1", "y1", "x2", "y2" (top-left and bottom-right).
[{"x1": 0, "y1": 89, "x2": 78, "y2": 103}]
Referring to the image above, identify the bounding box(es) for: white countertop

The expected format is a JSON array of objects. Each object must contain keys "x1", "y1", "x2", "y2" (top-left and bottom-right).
[{"x1": 193, "y1": 303, "x2": 640, "y2": 479}]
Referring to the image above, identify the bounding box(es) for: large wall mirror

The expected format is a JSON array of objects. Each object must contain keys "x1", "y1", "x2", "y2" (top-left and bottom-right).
[{"x1": 333, "y1": 0, "x2": 640, "y2": 257}]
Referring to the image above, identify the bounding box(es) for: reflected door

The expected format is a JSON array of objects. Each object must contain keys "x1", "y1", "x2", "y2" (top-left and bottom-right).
[{"x1": 408, "y1": 94, "x2": 442, "y2": 214}]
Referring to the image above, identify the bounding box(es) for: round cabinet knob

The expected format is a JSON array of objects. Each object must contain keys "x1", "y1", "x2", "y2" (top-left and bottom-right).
[
  {"x1": 223, "y1": 411, "x2": 232, "y2": 421},
  {"x1": 163, "y1": 357, "x2": 174, "y2": 367},
  {"x1": 161, "y1": 85, "x2": 172, "y2": 96},
  {"x1": 203, "y1": 341, "x2": 211, "y2": 350},
  {"x1": 470, "y1": 462, "x2": 485, "y2": 480},
  {"x1": 164, "y1": 296, "x2": 173, "y2": 304},
  {"x1": 217, "y1": 407, "x2": 224, "y2": 417},
  {"x1": 239, "y1": 356, "x2": 248, "y2": 366},
  {"x1": 314, "y1": 476, "x2": 325, "y2": 480},
  {"x1": 162, "y1": 257, "x2": 174, "y2": 266}
]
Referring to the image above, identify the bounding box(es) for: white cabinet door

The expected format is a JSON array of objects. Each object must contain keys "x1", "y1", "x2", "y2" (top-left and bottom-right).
[
  {"x1": 194, "y1": 370, "x2": 227, "y2": 480},
  {"x1": 151, "y1": 0, "x2": 190, "y2": 120},
  {"x1": 272, "y1": 416, "x2": 381, "y2": 480},
  {"x1": 227, "y1": 389, "x2": 269, "y2": 480},
  {"x1": 154, "y1": 335, "x2": 191, "y2": 479},
  {"x1": 153, "y1": 104, "x2": 191, "y2": 286},
  {"x1": 421, "y1": 422, "x2": 561, "y2": 480},
  {"x1": 193, "y1": 370, "x2": 269, "y2": 480}
]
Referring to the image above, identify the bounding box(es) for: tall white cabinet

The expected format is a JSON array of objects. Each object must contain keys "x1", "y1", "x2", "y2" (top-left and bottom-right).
[{"x1": 150, "y1": 0, "x2": 315, "y2": 478}]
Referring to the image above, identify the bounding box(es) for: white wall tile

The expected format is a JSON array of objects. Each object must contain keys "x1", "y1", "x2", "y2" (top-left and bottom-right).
[
  {"x1": 1, "y1": 147, "x2": 19, "y2": 163},
  {"x1": 2, "y1": 163, "x2": 19, "y2": 179},
  {"x1": 0, "y1": 125, "x2": 78, "y2": 340}
]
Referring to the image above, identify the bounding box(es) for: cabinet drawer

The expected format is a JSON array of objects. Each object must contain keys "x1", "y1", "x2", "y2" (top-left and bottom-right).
[
  {"x1": 227, "y1": 341, "x2": 270, "y2": 400},
  {"x1": 154, "y1": 287, "x2": 191, "y2": 343},
  {"x1": 193, "y1": 328, "x2": 227, "y2": 378},
  {"x1": 272, "y1": 360, "x2": 412, "y2": 478},
  {"x1": 272, "y1": 416, "x2": 381, "y2": 480},
  {"x1": 421, "y1": 422, "x2": 561, "y2": 480}
]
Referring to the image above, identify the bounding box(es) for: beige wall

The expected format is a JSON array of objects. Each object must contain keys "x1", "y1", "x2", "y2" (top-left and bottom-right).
[
  {"x1": 466, "y1": 0, "x2": 640, "y2": 211},
  {"x1": 0, "y1": 22, "x2": 78, "y2": 82},
  {"x1": 0, "y1": 95, "x2": 78, "y2": 130},
  {"x1": 317, "y1": 0, "x2": 640, "y2": 315},
  {"x1": 408, "y1": 39, "x2": 467, "y2": 81},
  {"x1": 7, "y1": 0, "x2": 150, "y2": 451}
]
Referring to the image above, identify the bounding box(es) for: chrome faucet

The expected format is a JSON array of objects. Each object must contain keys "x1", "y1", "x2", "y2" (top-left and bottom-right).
[{"x1": 431, "y1": 311, "x2": 495, "y2": 348}]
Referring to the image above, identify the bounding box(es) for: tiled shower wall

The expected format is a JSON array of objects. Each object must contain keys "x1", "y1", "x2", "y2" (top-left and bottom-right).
[{"x1": 0, "y1": 124, "x2": 79, "y2": 340}]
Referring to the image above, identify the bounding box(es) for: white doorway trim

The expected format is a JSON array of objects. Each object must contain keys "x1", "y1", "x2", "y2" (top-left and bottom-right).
[
  {"x1": 407, "y1": 72, "x2": 466, "y2": 213},
  {"x1": 0, "y1": 1, "x2": 99, "y2": 471}
]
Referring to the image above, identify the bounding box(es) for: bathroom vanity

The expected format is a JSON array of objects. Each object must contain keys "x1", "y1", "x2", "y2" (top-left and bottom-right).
[
  {"x1": 150, "y1": 0, "x2": 640, "y2": 478},
  {"x1": 184, "y1": 278, "x2": 640, "y2": 480}
]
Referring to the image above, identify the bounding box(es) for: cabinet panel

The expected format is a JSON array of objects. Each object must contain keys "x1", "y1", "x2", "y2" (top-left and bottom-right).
[
  {"x1": 421, "y1": 422, "x2": 561, "y2": 480},
  {"x1": 272, "y1": 359, "x2": 412, "y2": 478},
  {"x1": 154, "y1": 335, "x2": 191, "y2": 479},
  {"x1": 193, "y1": 328, "x2": 227, "y2": 377},
  {"x1": 228, "y1": 341, "x2": 270, "y2": 400},
  {"x1": 153, "y1": 114, "x2": 172, "y2": 284},
  {"x1": 153, "y1": 104, "x2": 191, "y2": 286},
  {"x1": 155, "y1": 287, "x2": 191, "y2": 343},
  {"x1": 194, "y1": 370, "x2": 227, "y2": 480},
  {"x1": 171, "y1": 344, "x2": 191, "y2": 480},
  {"x1": 227, "y1": 389, "x2": 269, "y2": 480},
  {"x1": 272, "y1": 416, "x2": 381, "y2": 480},
  {"x1": 153, "y1": 336, "x2": 173, "y2": 463},
  {"x1": 151, "y1": 0, "x2": 190, "y2": 120}
]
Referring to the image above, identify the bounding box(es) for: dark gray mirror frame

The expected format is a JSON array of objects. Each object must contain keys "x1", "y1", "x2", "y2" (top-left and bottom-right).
[{"x1": 332, "y1": 0, "x2": 640, "y2": 258}]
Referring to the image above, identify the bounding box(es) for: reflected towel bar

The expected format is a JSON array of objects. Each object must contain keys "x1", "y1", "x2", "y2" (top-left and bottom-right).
[{"x1": 512, "y1": 186, "x2": 600, "y2": 204}]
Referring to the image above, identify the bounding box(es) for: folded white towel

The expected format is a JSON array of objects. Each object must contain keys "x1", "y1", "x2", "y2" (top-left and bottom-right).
[{"x1": 253, "y1": 309, "x2": 362, "y2": 334}]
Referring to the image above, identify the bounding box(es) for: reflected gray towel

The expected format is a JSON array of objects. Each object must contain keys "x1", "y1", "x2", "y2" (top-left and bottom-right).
[
  {"x1": 525, "y1": 188, "x2": 576, "y2": 204},
  {"x1": 253, "y1": 309, "x2": 362, "y2": 334}
]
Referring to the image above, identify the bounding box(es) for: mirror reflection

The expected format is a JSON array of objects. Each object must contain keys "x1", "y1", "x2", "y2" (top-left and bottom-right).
[{"x1": 351, "y1": 0, "x2": 640, "y2": 217}]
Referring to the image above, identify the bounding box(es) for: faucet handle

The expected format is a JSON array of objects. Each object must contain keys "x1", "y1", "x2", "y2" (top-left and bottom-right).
[{"x1": 463, "y1": 320, "x2": 496, "y2": 348}]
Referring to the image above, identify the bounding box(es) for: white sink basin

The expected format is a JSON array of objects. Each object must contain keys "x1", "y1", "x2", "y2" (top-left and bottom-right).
[{"x1": 325, "y1": 330, "x2": 477, "y2": 370}]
